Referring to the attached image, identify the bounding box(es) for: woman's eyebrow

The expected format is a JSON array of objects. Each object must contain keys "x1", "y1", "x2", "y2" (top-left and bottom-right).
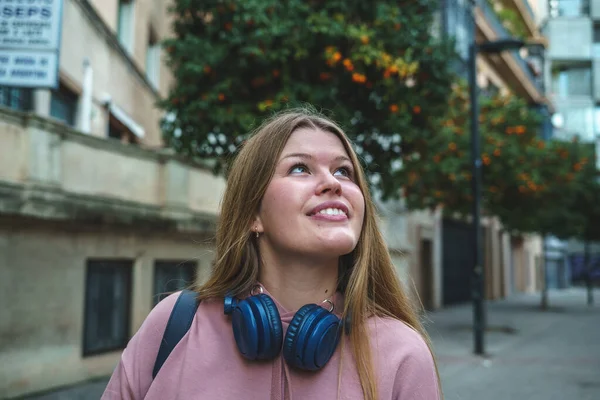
[
  {"x1": 281, "y1": 152, "x2": 312, "y2": 160},
  {"x1": 280, "y1": 153, "x2": 351, "y2": 163}
]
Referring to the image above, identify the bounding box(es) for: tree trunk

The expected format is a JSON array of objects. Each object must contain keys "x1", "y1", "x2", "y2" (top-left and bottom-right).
[
  {"x1": 585, "y1": 241, "x2": 594, "y2": 306},
  {"x1": 541, "y1": 238, "x2": 548, "y2": 310}
]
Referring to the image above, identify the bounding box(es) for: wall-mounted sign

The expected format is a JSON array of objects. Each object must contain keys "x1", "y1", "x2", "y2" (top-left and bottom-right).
[{"x1": 0, "y1": 0, "x2": 63, "y2": 88}]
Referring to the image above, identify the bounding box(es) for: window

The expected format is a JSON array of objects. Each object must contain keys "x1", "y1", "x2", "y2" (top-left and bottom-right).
[
  {"x1": 549, "y1": 0, "x2": 590, "y2": 17},
  {"x1": 50, "y1": 83, "x2": 78, "y2": 126},
  {"x1": 104, "y1": 100, "x2": 145, "y2": 142},
  {"x1": 0, "y1": 87, "x2": 33, "y2": 111},
  {"x1": 117, "y1": 0, "x2": 135, "y2": 53},
  {"x1": 444, "y1": 0, "x2": 471, "y2": 61},
  {"x1": 594, "y1": 24, "x2": 600, "y2": 42},
  {"x1": 108, "y1": 112, "x2": 139, "y2": 145},
  {"x1": 594, "y1": 24, "x2": 600, "y2": 58},
  {"x1": 83, "y1": 260, "x2": 132, "y2": 356},
  {"x1": 551, "y1": 65, "x2": 592, "y2": 97},
  {"x1": 145, "y1": 27, "x2": 160, "y2": 89},
  {"x1": 560, "y1": 106, "x2": 595, "y2": 141},
  {"x1": 153, "y1": 261, "x2": 197, "y2": 305}
]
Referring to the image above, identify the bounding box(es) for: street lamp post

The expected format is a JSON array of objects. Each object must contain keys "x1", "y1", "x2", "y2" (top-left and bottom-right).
[
  {"x1": 468, "y1": 30, "x2": 524, "y2": 354},
  {"x1": 468, "y1": 41, "x2": 485, "y2": 356}
]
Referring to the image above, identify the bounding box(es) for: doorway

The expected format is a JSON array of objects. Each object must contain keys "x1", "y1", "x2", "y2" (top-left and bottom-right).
[{"x1": 420, "y1": 238, "x2": 434, "y2": 310}]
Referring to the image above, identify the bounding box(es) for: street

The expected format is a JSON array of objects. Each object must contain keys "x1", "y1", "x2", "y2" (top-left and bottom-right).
[
  {"x1": 431, "y1": 287, "x2": 600, "y2": 400},
  {"x1": 19, "y1": 288, "x2": 600, "y2": 400}
]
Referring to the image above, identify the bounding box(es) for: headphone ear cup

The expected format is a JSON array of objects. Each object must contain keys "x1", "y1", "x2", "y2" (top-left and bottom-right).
[
  {"x1": 283, "y1": 304, "x2": 341, "y2": 371},
  {"x1": 230, "y1": 294, "x2": 283, "y2": 361},
  {"x1": 256, "y1": 294, "x2": 283, "y2": 359}
]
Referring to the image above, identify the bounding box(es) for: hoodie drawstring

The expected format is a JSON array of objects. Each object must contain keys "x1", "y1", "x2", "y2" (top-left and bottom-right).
[
  {"x1": 283, "y1": 357, "x2": 293, "y2": 400},
  {"x1": 270, "y1": 355, "x2": 293, "y2": 400}
]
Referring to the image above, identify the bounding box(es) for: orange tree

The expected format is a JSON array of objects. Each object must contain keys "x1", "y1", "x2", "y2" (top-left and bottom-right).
[
  {"x1": 160, "y1": 0, "x2": 456, "y2": 197},
  {"x1": 401, "y1": 82, "x2": 594, "y2": 237}
]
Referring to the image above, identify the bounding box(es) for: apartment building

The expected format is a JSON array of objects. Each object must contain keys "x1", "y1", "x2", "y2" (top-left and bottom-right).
[
  {"x1": 0, "y1": 0, "x2": 225, "y2": 397},
  {"x1": 543, "y1": 0, "x2": 600, "y2": 154}
]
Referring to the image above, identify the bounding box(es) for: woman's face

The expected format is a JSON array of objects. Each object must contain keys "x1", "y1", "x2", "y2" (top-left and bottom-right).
[{"x1": 254, "y1": 128, "x2": 365, "y2": 260}]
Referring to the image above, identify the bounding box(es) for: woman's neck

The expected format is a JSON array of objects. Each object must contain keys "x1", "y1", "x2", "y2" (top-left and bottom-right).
[{"x1": 257, "y1": 248, "x2": 339, "y2": 312}]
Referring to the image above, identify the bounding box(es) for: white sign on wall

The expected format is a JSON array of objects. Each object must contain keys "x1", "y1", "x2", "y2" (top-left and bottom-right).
[{"x1": 0, "y1": 0, "x2": 63, "y2": 88}]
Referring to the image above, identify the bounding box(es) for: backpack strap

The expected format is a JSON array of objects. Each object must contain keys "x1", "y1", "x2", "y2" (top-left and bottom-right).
[{"x1": 152, "y1": 289, "x2": 200, "y2": 379}]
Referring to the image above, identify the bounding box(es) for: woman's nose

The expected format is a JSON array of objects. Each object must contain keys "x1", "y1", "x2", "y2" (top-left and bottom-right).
[{"x1": 315, "y1": 172, "x2": 342, "y2": 196}]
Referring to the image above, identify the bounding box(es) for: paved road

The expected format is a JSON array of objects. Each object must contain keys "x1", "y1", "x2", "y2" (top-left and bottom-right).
[
  {"x1": 17, "y1": 288, "x2": 600, "y2": 400},
  {"x1": 428, "y1": 288, "x2": 600, "y2": 400},
  {"x1": 18, "y1": 379, "x2": 108, "y2": 400}
]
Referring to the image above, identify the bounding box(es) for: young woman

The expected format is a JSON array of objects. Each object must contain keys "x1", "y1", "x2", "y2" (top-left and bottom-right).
[{"x1": 103, "y1": 109, "x2": 441, "y2": 400}]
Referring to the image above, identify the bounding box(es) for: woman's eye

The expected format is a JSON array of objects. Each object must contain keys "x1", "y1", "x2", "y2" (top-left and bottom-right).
[
  {"x1": 289, "y1": 164, "x2": 309, "y2": 174},
  {"x1": 334, "y1": 167, "x2": 352, "y2": 178}
]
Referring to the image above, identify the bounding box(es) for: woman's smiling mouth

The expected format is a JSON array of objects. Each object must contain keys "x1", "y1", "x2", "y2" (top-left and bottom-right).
[{"x1": 308, "y1": 201, "x2": 349, "y2": 221}]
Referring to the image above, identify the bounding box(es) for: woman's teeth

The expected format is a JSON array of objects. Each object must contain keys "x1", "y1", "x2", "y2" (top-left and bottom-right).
[{"x1": 318, "y1": 208, "x2": 346, "y2": 216}]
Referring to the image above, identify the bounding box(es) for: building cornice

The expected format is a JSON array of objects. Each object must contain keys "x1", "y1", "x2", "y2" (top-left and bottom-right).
[{"x1": 0, "y1": 180, "x2": 217, "y2": 235}]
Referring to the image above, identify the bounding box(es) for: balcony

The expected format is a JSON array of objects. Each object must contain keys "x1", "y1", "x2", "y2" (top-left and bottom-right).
[
  {"x1": 477, "y1": 0, "x2": 547, "y2": 104},
  {"x1": 0, "y1": 107, "x2": 225, "y2": 232},
  {"x1": 502, "y1": 0, "x2": 539, "y2": 39}
]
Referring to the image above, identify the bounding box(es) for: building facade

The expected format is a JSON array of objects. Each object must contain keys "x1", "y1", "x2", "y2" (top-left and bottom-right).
[
  {"x1": 0, "y1": 0, "x2": 225, "y2": 397},
  {"x1": 543, "y1": 0, "x2": 600, "y2": 158},
  {"x1": 0, "y1": 0, "x2": 550, "y2": 397}
]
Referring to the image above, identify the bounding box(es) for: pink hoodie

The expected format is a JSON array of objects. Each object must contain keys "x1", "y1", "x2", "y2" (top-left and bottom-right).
[{"x1": 102, "y1": 289, "x2": 440, "y2": 400}]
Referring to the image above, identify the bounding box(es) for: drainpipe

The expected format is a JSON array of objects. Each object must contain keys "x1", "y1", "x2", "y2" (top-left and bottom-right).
[{"x1": 79, "y1": 58, "x2": 93, "y2": 134}]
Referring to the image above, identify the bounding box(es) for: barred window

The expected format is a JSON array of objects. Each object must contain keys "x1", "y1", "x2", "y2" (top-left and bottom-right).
[
  {"x1": 83, "y1": 260, "x2": 132, "y2": 356},
  {"x1": 0, "y1": 86, "x2": 33, "y2": 111},
  {"x1": 50, "y1": 83, "x2": 79, "y2": 126}
]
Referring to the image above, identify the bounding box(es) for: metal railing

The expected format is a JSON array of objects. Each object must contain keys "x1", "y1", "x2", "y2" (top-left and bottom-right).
[{"x1": 522, "y1": 0, "x2": 535, "y2": 20}]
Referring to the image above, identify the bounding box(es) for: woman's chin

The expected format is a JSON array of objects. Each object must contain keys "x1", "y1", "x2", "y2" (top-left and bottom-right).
[{"x1": 312, "y1": 238, "x2": 358, "y2": 257}]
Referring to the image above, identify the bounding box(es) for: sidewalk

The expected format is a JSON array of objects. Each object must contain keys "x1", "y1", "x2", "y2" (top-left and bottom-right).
[
  {"x1": 428, "y1": 287, "x2": 600, "y2": 400},
  {"x1": 19, "y1": 288, "x2": 600, "y2": 400}
]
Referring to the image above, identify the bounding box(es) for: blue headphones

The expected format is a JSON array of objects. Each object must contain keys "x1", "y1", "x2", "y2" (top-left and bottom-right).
[{"x1": 224, "y1": 288, "x2": 347, "y2": 371}]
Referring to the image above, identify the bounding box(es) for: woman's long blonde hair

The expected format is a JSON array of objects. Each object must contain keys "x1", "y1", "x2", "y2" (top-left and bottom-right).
[{"x1": 196, "y1": 108, "x2": 441, "y2": 399}]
